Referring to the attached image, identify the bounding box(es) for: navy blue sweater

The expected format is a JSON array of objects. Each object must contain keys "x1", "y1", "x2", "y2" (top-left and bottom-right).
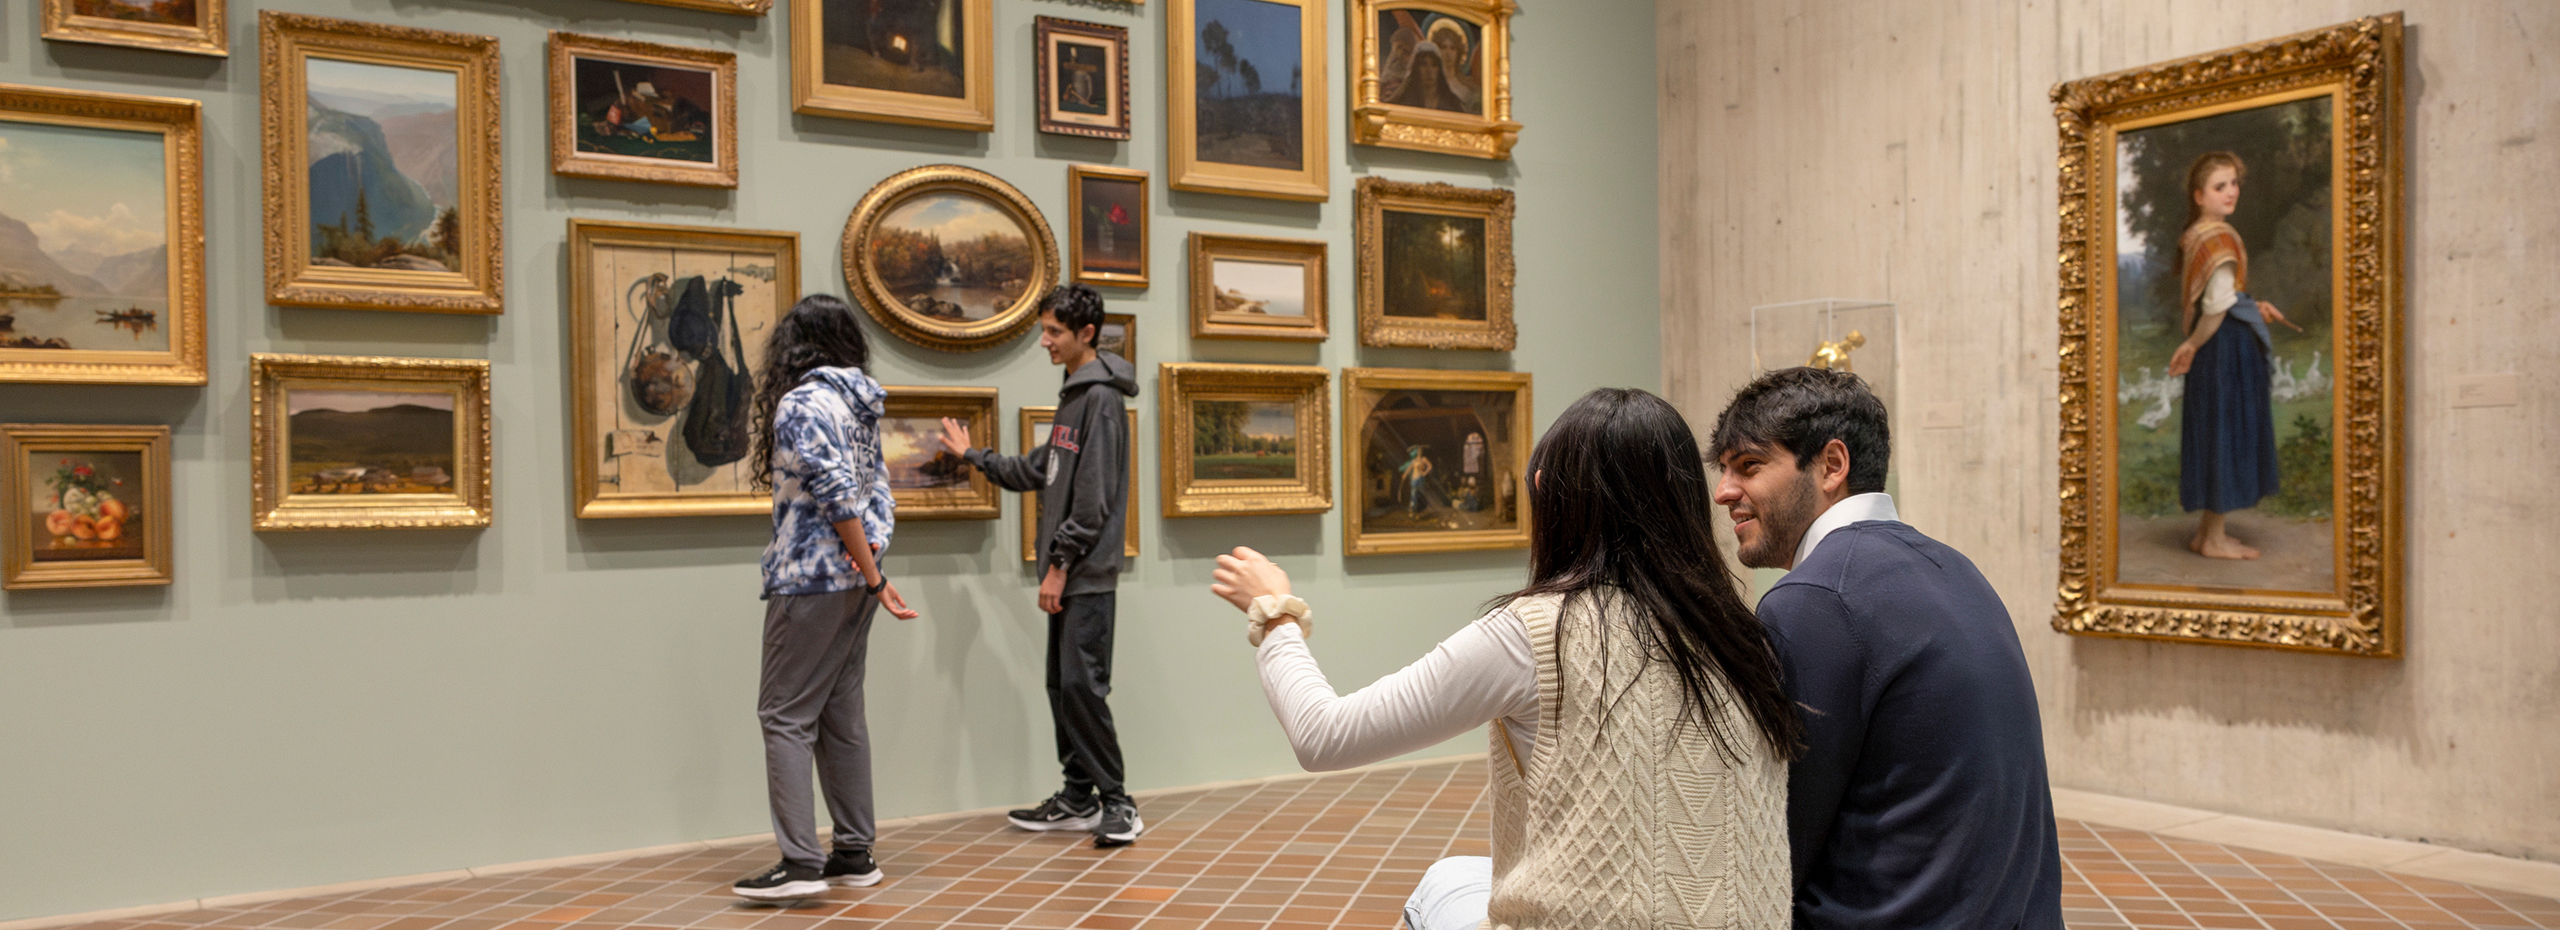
[{"x1": 1761, "y1": 521, "x2": 2063, "y2": 930}]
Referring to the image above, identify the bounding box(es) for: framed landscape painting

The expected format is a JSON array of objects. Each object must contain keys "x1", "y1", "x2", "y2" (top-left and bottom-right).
[
  {"x1": 1158, "y1": 362, "x2": 1330, "y2": 517},
  {"x1": 1188, "y1": 232, "x2": 1324, "y2": 341},
  {"x1": 842, "y1": 164, "x2": 1058, "y2": 351},
  {"x1": 0, "y1": 84, "x2": 206, "y2": 385},
  {"x1": 791, "y1": 0, "x2": 993, "y2": 131},
  {"x1": 43, "y1": 0, "x2": 228, "y2": 57},
  {"x1": 1168, "y1": 0, "x2": 1327, "y2": 201},
  {"x1": 1022, "y1": 405, "x2": 1139, "y2": 561},
  {"x1": 250, "y1": 354, "x2": 493, "y2": 531},
  {"x1": 1341, "y1": 368, "x2": 1528, "y2": 555},
  {"x1": 260, "y1": 12, "x2": 503, "y2": 314},
  {"x1": 1356, "y1": 177, "x2": 1514, "y2": 350},
  {"x1": 1036, "y1": 18, "x2": 1130, "y2": 140},
  {"x1": 2054, "y1": 14, "x2": 2403, "y2": 657},
  {"x1": 3, "y1": 424, "x2": 172, "y2": 590},
  {"x1": 881, "y1": 386, "x2": 999, "y2": 520},
  {"x1": 568, "y1": 219, "x2": 799, "y2": 519},
  {"x1": 549, "y1": 32, "x2": 737, "y2": 188},
  {"x1": 1069, "y1": 164, "x2": 1148, "y2": 288},
  {"x1": 1349, "y1": 0, "x2": 1519, "y2": 159}
]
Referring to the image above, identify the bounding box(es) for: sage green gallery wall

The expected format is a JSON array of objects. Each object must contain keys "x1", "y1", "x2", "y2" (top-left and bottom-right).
[{"x1": 0, "y1": 0, "x2": 1659, "y2": 920}]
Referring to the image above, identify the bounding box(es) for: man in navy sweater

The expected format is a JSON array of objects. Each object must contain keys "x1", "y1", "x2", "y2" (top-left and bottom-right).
[{"x1": 1708, "y1": 367, "x2": 2063, "y2": 930}]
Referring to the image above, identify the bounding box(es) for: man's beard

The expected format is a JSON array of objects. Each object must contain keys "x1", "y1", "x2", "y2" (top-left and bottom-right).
[{"x1": 1736, "y1": 472, "x2": 1820, "y2": 569}]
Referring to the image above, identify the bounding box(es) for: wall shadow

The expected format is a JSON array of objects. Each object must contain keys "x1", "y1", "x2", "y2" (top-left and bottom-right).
[
  {"x1": 786, "y1": 114, "x2": 992, "y2": 160},
  {"x1": 1159, "y1": 513, "x2": 1325, "y2": 560},
  {"x1": 548, "y1": 177, "x2": 737, "y2": 218},
  {"x1": 1033, "y1": 134, "x2": 1123, "y2": 165},
  {"x1": 268, "y1": 307, "x2": 499, "y2": 351},
  {"x1": 0, "y1": 384, "x2": 204, "y2": 426},
  {"x1": 567, "y1": 515, "x2": 768, "y2": 572},
  {"x1": 1166, "y1": 190, "x2": 1324, "y2": 230},
  {"x1": 1352, "y1": 346, "x2": 1515, "y2": 372},
  {"x1": 1, "y1": 585, "x2": 175, "y2": 628},
  {"x1": 251, "y1": 527, "x2": 491, "y2": 601},
  {"x1": 1348, "y1": 147, "x2": 1521, "y2": 185},
  {"x1": 2064, "y1": 633, "x2": 2420, "y2": 750},
  {"x1": 42, "y1": 42, "x2": 225, "y2": 91}
]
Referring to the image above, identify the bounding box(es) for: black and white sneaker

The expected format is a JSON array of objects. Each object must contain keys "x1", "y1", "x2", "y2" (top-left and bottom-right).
[
  {"x1": 1007, "y1": 791, "x2": 1101, "y2": 832},
  {"x1": 732, "y1": 861, "x2": 827, "y2": 901},
  {"x1": 1092, "y1": 798, "x2": 1144, "y2": 847},
  {"x1": 823, "y1": 849, "x2": 883, "y2": 887}
]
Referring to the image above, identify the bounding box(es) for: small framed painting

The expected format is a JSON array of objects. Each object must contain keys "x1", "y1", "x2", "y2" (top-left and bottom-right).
[
  {"x1": 1068, "y1": 164, "x2": 1149, "y2": 288},
  {"x1": 1098, "y1": 312, "x2": 1136, "y2": 363},
  {"x1": 250, "y1": 354, "x2": 493, "y2": 531},
  {"x1": 3, "y1": 424, "x2": 172, "y2": 590},
  {"x1": 1036, "y1": 18, "x2": 1130, "y2": 140},
  {"x1": 1341, "y1": 367, "x2": 1530, "y2": 555},
  {"x1": 1188, "y1": 233, "x2": 1325, "y2": 341},
  {"x1": 548, "y1": 32, "x2": 737, "y2": 188},
  {"x1": 42, "y1": 0, "x2": 228, "y2": 57},
  {"x1": 880, "y1": 386, "x2": 999, "y2": 520},
  {"x1": 259, "y1": 12, "x2": 504, "y2": 314},
  {"x1": 842, "y1": 164, "x2": 1058, "y2": 352},
  {"x1": 1349, "y1": 0, "x2": 1520, "y2": 159},
  {"x1": 1022, "y1": 404, "x2": 1139, "y2": 561},
  {"x1": 791, "y1": 0, "x2": 994, "y2": 131},
  {"x1": 1158, "y1": 362, "x2": 1331, "y2": 517},
  {"x1": 1168, "y1": 0, "x2": 1328, "y2": 202},
  {"x1": 1355, "y1": 177, "x2": 1514, "y2": 350}
]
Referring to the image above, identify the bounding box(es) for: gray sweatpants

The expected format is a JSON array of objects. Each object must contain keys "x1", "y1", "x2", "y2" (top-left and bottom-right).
[{"x1": 759, "y1": 587, "x2": 881, "y2": 868}]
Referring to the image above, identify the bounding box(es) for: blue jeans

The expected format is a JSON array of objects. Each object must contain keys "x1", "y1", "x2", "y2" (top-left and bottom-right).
[{"x1": 1403, "y1": 856, "x2": 1492, "y2": 930}]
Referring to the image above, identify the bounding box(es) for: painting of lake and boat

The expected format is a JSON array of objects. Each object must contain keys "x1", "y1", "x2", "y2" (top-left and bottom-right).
[{"x1": 0, "y1": 120, "x2": 171, "y2": 353}]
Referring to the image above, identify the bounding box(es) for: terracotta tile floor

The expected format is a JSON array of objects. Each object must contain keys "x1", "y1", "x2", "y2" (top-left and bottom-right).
[{"x1": 45, "y1": 759, "x2": 2560, "y2": 930}]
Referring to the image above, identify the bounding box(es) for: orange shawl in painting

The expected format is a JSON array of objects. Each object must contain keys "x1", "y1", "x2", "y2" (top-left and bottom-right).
[{"x1": 2178, "y1": 221, "x2": 2248, "y2": 334}]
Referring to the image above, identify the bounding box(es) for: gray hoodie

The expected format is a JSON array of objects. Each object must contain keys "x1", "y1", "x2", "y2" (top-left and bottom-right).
[{"x1": 965, "y1": 351, "x2": 1139, "y2": 595}]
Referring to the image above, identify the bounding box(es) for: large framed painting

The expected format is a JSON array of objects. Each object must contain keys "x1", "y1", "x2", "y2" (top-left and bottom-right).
[
  {"x1": 250, "y1": 354, "x2": 493, "y2": 531},
  {"x1": 1022, "y1": 405, "x2": 1139, "y2": 561},
  {"x1": 1068, "y1": 164, "x2": 1149, "y2": 289},
  {"x1": 549, "y1": 32, "x2": 737, "y2": 189},
  {"x1": 1036, "y1": 17, "x2": 1130, "y2": 141},
  {"x1": 790, "y1": 0, "x2": 993, "y2": 131},
  {"x1": 881, "y1": 386, "x2": 999, "y2": 520},
  {"x1": 1348, "y1": 0, "x2": 1519, "y2": 159},
  {"x1": 43, "y1": 0, "x2": 227, "y2": 57},
  {"x1": 0, "y1": 84, "x2": 206, "y2": 386},
  {"x1": 568, "y1": 220, "x2": 799, "y2": 519},
  {"x1": 843, "y1": 164, "x2": 1058, "y2": 352},
  {"x1": 3, "y1": 424, "x2": 172, "y2": 590},
  {"x1": 259, "y1": 12, "x2": 503, "y2": 314},
  {"x1": 1341, "y1": 368, "x2": 1528, "y2": 555},
  {"x1": 1158, "y1": 362, "x2": 1330, "y2": 517},
  {"x1": 1355, "y1": 177, "x2": 1514, "y2": 350},
  {"x1": 1188, "y1": 232, "x2": 1325, "y2": 341},
  {"x1": 2053, "y1": 14, "x2": 2404, "y2": 658},
  {"x1": 1168, "y1": 0, "x2": 1327, "y2": 202}
]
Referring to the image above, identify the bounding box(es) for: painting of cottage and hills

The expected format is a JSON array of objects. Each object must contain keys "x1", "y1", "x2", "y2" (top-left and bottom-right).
[
  {"x1": 286, "y1": 388, "x2": 459, "y2": 495},
  {"x1": 0, "y1": 119, "x2": 170, "y2": 352},
  {"x1": 305, "y1": 57, "x2": 461, "y2": 273}
]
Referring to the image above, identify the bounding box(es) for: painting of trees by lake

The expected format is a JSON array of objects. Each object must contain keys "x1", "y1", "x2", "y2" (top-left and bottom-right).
[
  {"x1": 870, "y1": 191, "x2": 1034, "y2": 321},
  {"x1": 305, "y1": 57, "x2": 461, "y2": 273},
  {"x1": 1192, "y1": 399, "x2": 1296, "y2": 480},
  {"x1": 1192, "y1": 0, "x2": 1304, "y2": 171},
  {"x1": 0, "y1": 119, "x2": 170, "y2": 353}
]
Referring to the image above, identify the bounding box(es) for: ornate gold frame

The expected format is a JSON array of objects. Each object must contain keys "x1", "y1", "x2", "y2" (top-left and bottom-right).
[
  {"x1": 548, "y1": 32, "x2": 738, "y2": 189},
  {"x1": 567, "y1": 219, "x2": 801, "y2": 519},
  {"x1": 250, "y1": 354, "x2": 493, "y2": 531},
  {"x1": 790, "y1": 0, "x2": 993, "y2": 131},
  {"x1": 0, "y1": 84, "x2": 206, "y2": 386},
  {"x1": 1189, "y1": 233, "x2": 1327, "y2": 341},
  {"x1": 2052, "y1": 14, "x2": 2403, "y2": 657},
  {"x1": 1348, "y1": 0, "x2": 1519, "y2": 159},
  {"x1": 1022, "y1": 405, "x2": 1140, "y2": 561},
  {"x1": 1036, "y1": 17, "x2": 1131, "y2": 141},
  {"x1": 843, "y1": 164, "x2": 1058, "y2": 352},
  {"x1": 42, "y1": 0, "x2": 227, "y2": 56},
  {"x1": 1159, "y1": 363, "x2": 1331, "y2": 517},
  {"x1": 3, "y1": 424, "x2": 173, "y2": 590},
  {"x1": 1341, "y1": 367, "x2": 1530, "y2": 555},
  {"x1": 882, "y1": 386, "x2": 1000, "y2": 520},
  {"x1": 617, "y1": 0, "x2": 771, "y2": 14},
  {"x1": 1068, "y1": 164, "x2": 1150, "y2": 288},
  {"x1": 1355, "y1": 177, "x2": 1515, "y2": 350},
  {"x1": 1167, "y1": 0, "x2": 1328, "y2": 202},
  {"x1": 259, "y1": 12, "x2": 504, "y2": 314}
]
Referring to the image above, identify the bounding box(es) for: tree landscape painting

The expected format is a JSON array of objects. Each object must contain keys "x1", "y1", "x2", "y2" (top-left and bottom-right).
[
  {"x1": 1357, "y1": 388, "x2": 1516, "y2": 535},
  {"x1": 1192, "y1": 0, "x2": 1304, "y2": 170},
  {"x1": 870, "y1": 192, "x2": 1034, "y2": 322},
  {"x1": 822, "y1": 0, "x2": 964, "y2": 99},
  {"x1": 1191, "y1": 399, "x2": 1296, "y2": 480},
  {"x1": 1380, "y1": 209, "x2": 1486, "y2": 321},
  {"x1": 285, "y1": 388, "x2": 458, "y2": 496},
  {"x1": 304, "y1": 57, "x2": 461, "y2": 274},
  {"x1": 0, "y1": 119, "x2": 170, "y2": 353}
]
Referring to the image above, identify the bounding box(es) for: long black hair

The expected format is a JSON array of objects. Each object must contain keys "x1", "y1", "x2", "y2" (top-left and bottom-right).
[
  {"x1": 1506, "y1": 388, "x2": 1805, "y2": 762},
  {"x1": 750, "y1": 294, "x2": 872, "y2": 491}
]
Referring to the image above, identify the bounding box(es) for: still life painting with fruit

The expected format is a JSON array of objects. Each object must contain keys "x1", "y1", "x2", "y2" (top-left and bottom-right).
[{"x1": 33, "y1": 452, "x2": 144, "y2": 562}]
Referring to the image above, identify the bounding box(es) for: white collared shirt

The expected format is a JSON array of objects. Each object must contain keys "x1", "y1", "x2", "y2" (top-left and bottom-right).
[{"x1": 1791, "y1": 492, "x2": 1902, "y2": 570}]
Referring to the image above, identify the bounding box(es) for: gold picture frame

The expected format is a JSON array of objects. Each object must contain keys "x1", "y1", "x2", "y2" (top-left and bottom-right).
[
  {"x1": 2053, "y1": 14, "x2": 2404, "y2": 658},
  {"x1": 1168, "y1": 0, "x2": 1328, "y2": 202},
  {"x1": 1022, "y1": 405, "x2": 1140, "y2": 561},
  {"x1": 42, "y1": 0, "x2": 227, "y2": 57},
  {"x1": 790, "y1": 0, "x2": 994, "y2": 131},
  {"x1": 617, "y1": 0, "x2": 772, "y2": 14},
  {"x1": 1159, "y1": 363, "x2": 1331, "y2": 517},
  {"x1": 1355, "y1": 177, "x2": 1515, "y2": 350},
  {"x1": 1341, "y1": 367, "x2": 1529, "y2": 555},
  {"x1": 568, "y1": 219, "x2": 800, "y2": 519},
  {"x1": 1068, "y1": 164, "x2": 1150, "y2": 289},
  {"x1": 882, "y1": 386, "x2": 1000, "y2": 520},
  {"x1": 259, "y1": 12, "x2": 503, "y2": 314},
  {"x1": 548, "y1": 32, "x2": 738, "y2": 189},
  {"x1": 843, "y1": 164, "x2": 1059, "y2": 352},
  {"x1": 0, "y1": 84, "x2": 206, "y2": 386},
  {"x1": 1036, "y1": 17, "x2": 1131, "y2": 141},
  {"x1": 1349, "y1": 0, "x2": 1519, "y2": 159},
  {"x1": 4, "y1": 424, "x2": 173, "y2": 590},
  {"x1": 250, "y1": 354, "x2": 493, "y2": 531},
  {"x1": 1100, "y1": 312, "x2": 1136, "y2": 363},
  {"x1": 1189, "y1": 232, "x2": 1326, "y2": 341}
]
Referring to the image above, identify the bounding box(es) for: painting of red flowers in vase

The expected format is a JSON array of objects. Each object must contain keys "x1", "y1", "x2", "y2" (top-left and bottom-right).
[{"x1": 31, "y1": 452, "x2": 144, "y2": 562}]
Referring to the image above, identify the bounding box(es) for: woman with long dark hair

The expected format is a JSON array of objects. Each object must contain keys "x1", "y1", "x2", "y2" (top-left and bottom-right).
[
  {"x1": 732, "y1": 294, "x2": 920, "y2": 902},
  {"x1": 1211, "y1": 388, "x2": 1802, "y2": 929}
]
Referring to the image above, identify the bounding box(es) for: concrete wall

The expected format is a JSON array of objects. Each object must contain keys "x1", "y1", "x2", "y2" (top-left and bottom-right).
[
  {"x1": 0, "y1": 0, "x2": 1660, "y2": 920},
  {"x1": 1660, "y1": 0, "x2": 2558, "y2": 859}
]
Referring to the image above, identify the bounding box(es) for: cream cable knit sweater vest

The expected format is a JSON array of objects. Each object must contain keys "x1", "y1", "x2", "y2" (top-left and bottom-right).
[{"x1": 1482, "y1": 593, "x2": 1791, "y2": 930}]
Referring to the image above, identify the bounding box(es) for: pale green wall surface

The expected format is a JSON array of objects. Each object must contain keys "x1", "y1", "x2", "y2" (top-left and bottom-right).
[{"x1": 0, "y1": 0, "x2": 1659, "y2": 920}]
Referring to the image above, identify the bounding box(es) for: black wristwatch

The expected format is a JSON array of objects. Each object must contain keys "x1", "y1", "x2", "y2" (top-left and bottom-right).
[{"x1": 866, "y1": 575, "x2": 887, "y2": 595}]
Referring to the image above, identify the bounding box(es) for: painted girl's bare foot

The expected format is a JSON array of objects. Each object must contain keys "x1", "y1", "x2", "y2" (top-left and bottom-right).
[{"x1": 2196, "y1": 534, "x2": 2260, "y2": 560}]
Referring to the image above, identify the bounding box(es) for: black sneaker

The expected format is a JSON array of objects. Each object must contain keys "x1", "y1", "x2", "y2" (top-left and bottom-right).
[
  {"x1": 1006, "y1": 791, "x2": 1101, "y2": 832},
  {"x1": 1092, "y1": 798, "x2": 1144, "y2": 847},
  {"x1": 732, "y1": 861, "x2": 827, "y2": 901},
  {"x1": 823, "y1": 848, "x2": 883, "y2": 887}
]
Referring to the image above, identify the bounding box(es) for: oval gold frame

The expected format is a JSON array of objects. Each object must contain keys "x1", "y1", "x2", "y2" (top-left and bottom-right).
[{"x1": 842, "y1": 165, "x2": 1059, "y2": 352}]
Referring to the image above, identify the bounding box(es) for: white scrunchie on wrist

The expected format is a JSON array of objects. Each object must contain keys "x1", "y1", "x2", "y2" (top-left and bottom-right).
[{"x1": 1246, "y1": 594, "x2": 1312, "y2": 647}]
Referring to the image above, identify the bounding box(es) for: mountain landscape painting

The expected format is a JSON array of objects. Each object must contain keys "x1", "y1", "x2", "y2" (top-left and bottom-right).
[
  {"x1": 0, "y1": 118, "x2": 170, "y2": 353},
  {"x1": 285, "y1": 388, "x2": 458, "y2": 495},
  {"x1": 304, "y1": 56, "x2": 460, "y2": 273}
]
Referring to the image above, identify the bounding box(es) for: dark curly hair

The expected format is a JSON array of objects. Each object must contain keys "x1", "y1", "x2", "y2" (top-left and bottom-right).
[
  {"x1": 1707, "y1": 366, "x2": 1891, "y2": 495},
  {"x1": 1041, "y1": 283, "x2": 1105, "y2": 348},
  {"x1": 750, "y1": 294, "x2": 872, "y2": 491}
]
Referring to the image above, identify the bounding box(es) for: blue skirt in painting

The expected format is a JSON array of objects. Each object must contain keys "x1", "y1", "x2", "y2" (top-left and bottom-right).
[{"x1": 2179, "y1": 294, "x2": 2279, "y2": 514}]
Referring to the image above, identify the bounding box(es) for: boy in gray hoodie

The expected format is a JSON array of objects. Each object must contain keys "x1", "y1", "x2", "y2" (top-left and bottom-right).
[{"x1": 938, "y1": 284, "x2": 1144, "y2": 846}]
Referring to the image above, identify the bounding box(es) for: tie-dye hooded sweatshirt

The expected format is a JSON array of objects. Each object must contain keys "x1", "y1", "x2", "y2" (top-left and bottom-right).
[{"x1": 760, "y1": 366, "x2": 895, "y2": 598}]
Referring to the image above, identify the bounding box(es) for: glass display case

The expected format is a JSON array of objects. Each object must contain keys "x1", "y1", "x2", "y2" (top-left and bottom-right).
[{"x1": 1748, "y1": 298, "x2": 1899, "y2": 422}]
